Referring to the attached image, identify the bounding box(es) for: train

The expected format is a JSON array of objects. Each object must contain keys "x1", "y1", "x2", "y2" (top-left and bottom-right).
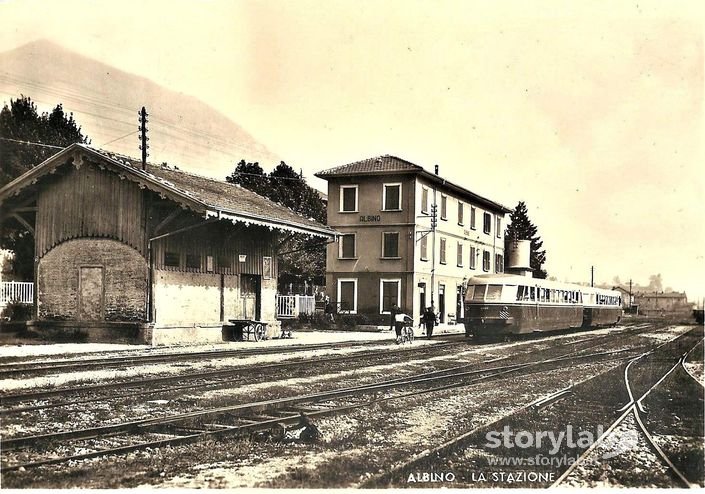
[{"x1": 463, "y1": 273, "x2": 623, "y2": 338}]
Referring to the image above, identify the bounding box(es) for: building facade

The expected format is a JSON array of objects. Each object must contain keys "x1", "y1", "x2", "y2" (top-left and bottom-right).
[
  {"x1": 0, "y1": 144, "x2": 334, "y2": 344},
  {"x1": 633, "y1": 291, "x2": 690, "y2": 315},
  {"x1": 315, "y1": 156, "x2": 510, "y2": 327}
]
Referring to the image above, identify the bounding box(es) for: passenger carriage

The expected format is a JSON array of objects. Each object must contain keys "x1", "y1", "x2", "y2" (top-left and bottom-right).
[{"x1": 463, "y1": 274, "x2": 622, "y2": 338}]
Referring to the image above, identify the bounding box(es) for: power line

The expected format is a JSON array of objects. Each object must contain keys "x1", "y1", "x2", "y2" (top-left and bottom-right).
[
  {"x1": 0, "y1": 137, "x2": 313, "y2": 184},
  {"x1": 227, "y1": 171, "x2": 307, "y2": 182},
  {"x1": 0, "y1": 137, "x2": 64, "y2": 150},
  {"x1": 0, "y1": 74, "x2": 266, "y2": 154},
  {"x1": 101, "y1": 130, "x2": 139, "y2": 146}
]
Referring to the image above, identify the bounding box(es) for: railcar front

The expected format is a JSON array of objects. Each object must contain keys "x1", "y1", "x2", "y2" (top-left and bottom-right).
[{"x1": 463, "y1": 275, "x2": 585, "y2": 338}]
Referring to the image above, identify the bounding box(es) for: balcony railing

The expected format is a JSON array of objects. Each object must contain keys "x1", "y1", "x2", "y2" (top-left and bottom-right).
[
  {"x1": 1, "y1": 281, "x2": 34, "y2": 307},
  {"x1": 276, "y1": 295, "x2": 315, "y2": 319}
]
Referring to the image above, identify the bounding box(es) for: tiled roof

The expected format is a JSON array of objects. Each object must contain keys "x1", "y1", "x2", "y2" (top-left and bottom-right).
[
  {"x1": 315, "y1": 154, "x2": 511, "y2": 214},
  {"x1": 91, "y1": 146, "x2": 334, "y2": 236},
  {"x1": 315, "y1": 155, "x2": 422, "y2": 177},
  {"x1": 0, "y1": 144, "x2": 334, "y2": 237}
]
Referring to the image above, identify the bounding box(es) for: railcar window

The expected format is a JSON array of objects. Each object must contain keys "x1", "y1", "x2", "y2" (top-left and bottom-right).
[
  {"x1": 516, "y1": 286, "x2": 524, "y2": 301},
  {"x1": 486, "y1": 285, "x2": 502, "y2": 301},
  {"x1": 465, "y1": 286, "x2": 475, "y2": 300},
  {"x1": 529, "y1": 287, "x2": 536, "y2": 301},
  {"x1": 563, "y1": 291, "x2": 569, "y2": 303},
  {"x1": 472, "y1": 285, "x2": 486, "y2": 301}
]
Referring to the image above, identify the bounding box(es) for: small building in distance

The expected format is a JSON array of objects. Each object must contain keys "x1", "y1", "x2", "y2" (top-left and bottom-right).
[
  {"x1": 0, "y1": 144, "x2": 334, "y2": 344},
  {"x1": 612, "y1": 286, "x2": 633, "y2": 310},
  {"x1": 633, "y1": 291, "x2": 691, "y2": 316},
  {"x1": 315, "y1": 155, "x2": 511, "y2": 328}
]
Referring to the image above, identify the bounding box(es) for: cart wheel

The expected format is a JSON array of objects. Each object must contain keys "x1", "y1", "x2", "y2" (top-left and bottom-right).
[{"x1": 253, "y1": 323, "x2": 265, "y2": 342}]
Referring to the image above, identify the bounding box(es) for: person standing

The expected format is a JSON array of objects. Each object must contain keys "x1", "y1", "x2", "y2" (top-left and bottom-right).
[
  {"x1": 391, "y1": 304, "x2": 406, "y2": 342},
  {"x1": 324, "y1": 296, "x2": 334, "y2": 323},
  {"x1": 424, "y1": 306, "x2": 436, "y2": 339}
]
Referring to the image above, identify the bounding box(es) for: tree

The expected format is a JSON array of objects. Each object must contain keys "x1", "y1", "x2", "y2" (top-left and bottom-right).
[
  {"x1": 504, "y1": 201, "x2": 547, "y2": 279},
  {"x1": 1, "y1": 96, "x2": 90, "y2": 280},
  {"x1": 226, "y1": 160, "x2": 327, "y2": 289},
  {"x1": 1, "y1": 95, "x2": 90, "y2": 186},
  {"x1": 225, "y1": 160, "x2": 270, "y2": 197}
]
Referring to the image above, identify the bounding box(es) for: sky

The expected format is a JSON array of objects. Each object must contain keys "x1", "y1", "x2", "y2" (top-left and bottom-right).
[{"x1": 1, "y1": 0, "x2": 703, "y2": 301}]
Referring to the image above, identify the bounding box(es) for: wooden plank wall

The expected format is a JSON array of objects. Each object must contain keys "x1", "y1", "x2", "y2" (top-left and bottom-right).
[
  {"x1": 36, "y1": 164, "x2": 145, "y2": 258},
  {"x1": 151, "y1": 223, "x2": 278, "y2": 277}
]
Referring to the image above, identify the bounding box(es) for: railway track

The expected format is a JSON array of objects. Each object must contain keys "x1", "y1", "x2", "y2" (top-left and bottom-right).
[
  {"x1": 681, "y1": 338, "x2": 705, "y2": 388},
  {"x1": 0, "y1": 341, "x2": 459, "y2": 413},
  {"x1": 0, "y1": 337, "x2": 453, "y2": 378},
  {"x1": 0, "y1": 343, "x2": 641, "y2": 472},
  {"x1": 554, "y1": 333, "x2": 704, "y2": 488},
  {"x1": 0, "y1": 323, "x2": 655, "y2": 419},
  {"x1": 361, "y1": 325, "x2": 702, "y2": 488},
  {"x1": 0, "y1": 322, "x2": 653, "y2": 379}
]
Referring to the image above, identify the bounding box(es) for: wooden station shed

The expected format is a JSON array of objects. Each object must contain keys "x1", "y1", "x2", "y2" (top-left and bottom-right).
[{"x1": 0, "y1": 143, "x2": 335, "y2": 344}]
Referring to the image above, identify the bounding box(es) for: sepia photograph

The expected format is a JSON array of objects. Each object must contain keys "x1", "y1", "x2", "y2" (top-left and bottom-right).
[{"x1": 0, "y1": 0, "x2": 703, "y2": 489}]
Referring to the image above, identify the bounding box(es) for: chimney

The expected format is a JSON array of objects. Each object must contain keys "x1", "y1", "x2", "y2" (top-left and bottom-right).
[{"x1": 434, "y1": 164, "x2": 439, "y2": 175}]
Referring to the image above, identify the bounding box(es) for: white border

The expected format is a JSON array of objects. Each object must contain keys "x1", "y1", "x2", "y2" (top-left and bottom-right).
[
  {"x1": 379, "y1": 278, "x2": 402, "y2": 314},
  {"x1": 337, "y1": 278, "x2": 358, "y2": 314}
]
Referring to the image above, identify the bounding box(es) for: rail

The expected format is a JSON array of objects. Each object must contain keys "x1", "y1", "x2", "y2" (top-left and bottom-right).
[
  {"x1": 275, "y1": 295, "x2": 315, "y2": 319},
  {"x1": 1, "y1": 281, "x2": 33, "y2": 307}
]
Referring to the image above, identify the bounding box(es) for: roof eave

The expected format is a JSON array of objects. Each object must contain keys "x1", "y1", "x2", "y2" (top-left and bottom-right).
[
  {"x1": 209, "y1": 209, "x2": 336, "y2": 238},
  {"x1": 419, "y1": 170, "x2": 511, "y2": 214},
  {"x1": 314, "y1": 169, "x2": 418, "y2": 180}
]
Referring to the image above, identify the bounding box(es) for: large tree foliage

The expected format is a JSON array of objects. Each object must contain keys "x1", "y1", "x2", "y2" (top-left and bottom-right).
[
  {"x1": 0, "y1": 96, "x2": 90, "y2": 280},
  {"x1": 226, "y1": 160, "x2": 327, "y2": 289},
  {"x1": 504, "y1": 201, "x2": 547, "y2": 279},
  {"x1": 1, "y1": 95, "x2": 90, "y2": 186},
  {"x1": 225, "y1": 160, "x2": 269, "y2": 197}
]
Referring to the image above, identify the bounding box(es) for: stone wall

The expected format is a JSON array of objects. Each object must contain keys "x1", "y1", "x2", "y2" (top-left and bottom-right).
[{"x1": 37, "y1": 238, "x2": 147, "y2": 321}]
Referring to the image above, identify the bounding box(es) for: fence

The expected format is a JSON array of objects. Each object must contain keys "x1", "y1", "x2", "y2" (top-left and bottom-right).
[
  {"x1": 275, "y1": 295, "x2": 316, "y2": 319},
  {"x1": 1, "y1": 281, "x2": 34, "y2": 308}
]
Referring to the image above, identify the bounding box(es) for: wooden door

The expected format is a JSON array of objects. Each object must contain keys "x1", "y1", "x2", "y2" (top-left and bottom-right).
[
  {"x1": 241, "y1": 274, "x2": 261, "y2": 320},
  {"x1": 78, "y1": 266, "x2": 104, "y2": 320}
]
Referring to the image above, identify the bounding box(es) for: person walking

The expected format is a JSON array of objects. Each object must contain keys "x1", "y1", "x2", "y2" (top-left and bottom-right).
[
  {"x1": 424, "y1": 306, "x2": 436, "y2": 339},
  {"x1": 324, "y1": 296, "x2": 334, "y2": 323},
  {"x1": 390, "y1": 304, "x2": 405, "y2": 342}
]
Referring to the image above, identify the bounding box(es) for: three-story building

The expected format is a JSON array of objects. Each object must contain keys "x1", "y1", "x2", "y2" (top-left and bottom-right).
[{"x1": 315, "y1": 155, "x2": 511, "y2": 327}]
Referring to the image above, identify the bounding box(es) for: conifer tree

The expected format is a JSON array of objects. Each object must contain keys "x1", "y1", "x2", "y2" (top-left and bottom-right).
[{"x1": 504, "y1": 201, "x2": 547, "y2": 278}]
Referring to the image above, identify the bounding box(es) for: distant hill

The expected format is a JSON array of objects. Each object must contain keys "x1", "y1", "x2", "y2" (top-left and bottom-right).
[{"x1": 0, "y1": 39, "x2": 281, "y2": 178}]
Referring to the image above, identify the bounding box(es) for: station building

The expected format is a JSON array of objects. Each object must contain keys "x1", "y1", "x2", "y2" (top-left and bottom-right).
[
  {"x1": 0, "y1": 143, "x2": 334, "y2": 344},
  {"x1": 315, "y1": 155, "x2": 511, "y2": 328}
]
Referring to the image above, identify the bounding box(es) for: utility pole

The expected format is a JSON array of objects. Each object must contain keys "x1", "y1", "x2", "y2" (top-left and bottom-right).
[
  {"x1": 139, "y1": 106, "x2": 151, "y2": 321},
  {"x1": 629, "y1": 279, "x2": 633, "y2": 310},
  {"x1": 430, "y1": 193, "x2": 438, "y2": 310},
  {"x1": 590, "y1": 266, "x2": 594, "y2": 287},
  {"x1": 430, "y1": 165, "x2": 439, "y2": 313},
  {"x1": 139, "y1": 107, "x2": 149, "y2": 170}
]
